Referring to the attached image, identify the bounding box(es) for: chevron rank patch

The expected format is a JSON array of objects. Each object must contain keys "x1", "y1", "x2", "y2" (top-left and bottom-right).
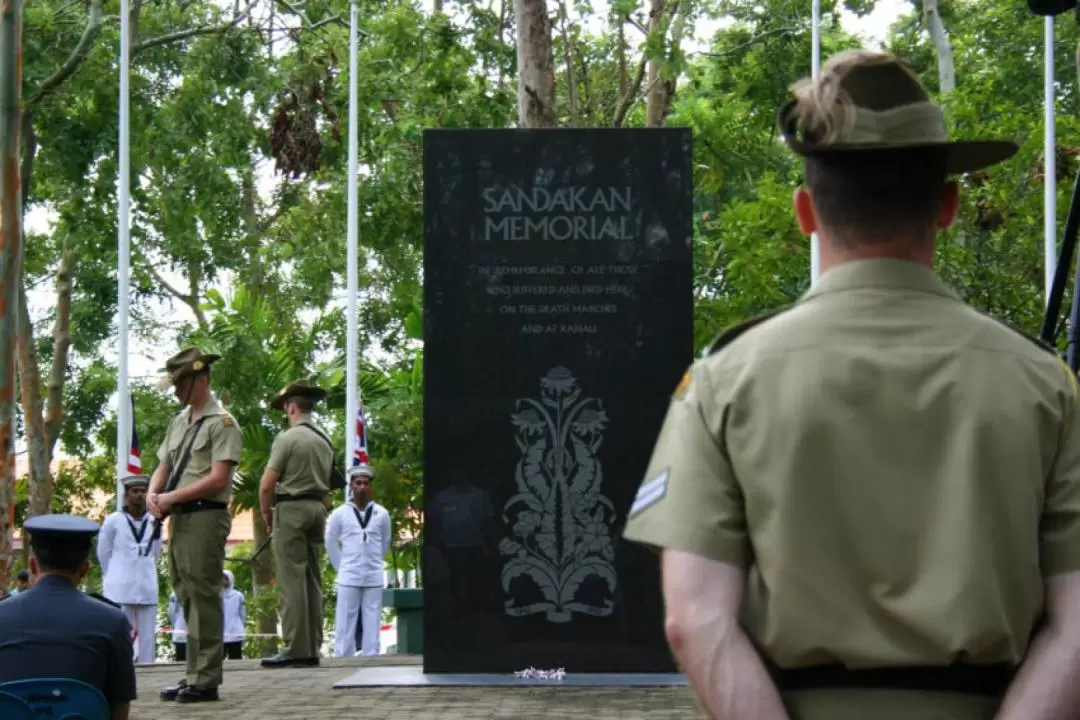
[
  {"x1": 673, "y1": 370, "x2": 692, "y2": 400},
  {"x1": 629, "y1": 469, "x2": 669, "y2": 517}
]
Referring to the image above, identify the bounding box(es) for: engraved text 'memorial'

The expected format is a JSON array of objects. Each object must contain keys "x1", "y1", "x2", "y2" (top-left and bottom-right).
[{"x1": 500, "y1": 366, "x2": 617, "y2": 622}]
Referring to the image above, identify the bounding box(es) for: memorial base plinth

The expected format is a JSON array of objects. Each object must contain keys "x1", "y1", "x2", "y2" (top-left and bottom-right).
[{"x1": 383, "y1": 588, "x2": 424, "y2": 655}]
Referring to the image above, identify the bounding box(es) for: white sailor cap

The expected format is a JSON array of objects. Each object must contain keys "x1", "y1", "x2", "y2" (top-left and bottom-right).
[{"x1": 347, "y1": 464, "x2": 376, "y2": 480}]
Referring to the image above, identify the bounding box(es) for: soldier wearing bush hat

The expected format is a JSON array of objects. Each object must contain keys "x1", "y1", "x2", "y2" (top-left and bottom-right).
[
  {"x1": 260, "y1": 379, "x2": 335, "y2": 669},
  {"x1": 149, "y1": 346, "x2": 241, "y2": 704},
  {"x1": 625, "y1": 50, "x2": 1080, "y2": 719}
]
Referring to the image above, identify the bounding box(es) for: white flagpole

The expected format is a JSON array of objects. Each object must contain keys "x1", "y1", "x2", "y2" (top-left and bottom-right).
[
  {"x1": 345, "y1": 0, "x2": 359, "y2": 472},
  {"x1": 116, "y1": 0, "x2": 131, "y2": 510},
  {"x1": 810, "y1": 0, "x2": 821, "y2": 284},
  {"x1": 1044, "y1": 16, "x2": 1056, "y2": 306}
]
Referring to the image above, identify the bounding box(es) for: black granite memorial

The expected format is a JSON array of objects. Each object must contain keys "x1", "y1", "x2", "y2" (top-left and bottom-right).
[{"x1": 423, "y1": 128, "x2": 693, "y2": 674}]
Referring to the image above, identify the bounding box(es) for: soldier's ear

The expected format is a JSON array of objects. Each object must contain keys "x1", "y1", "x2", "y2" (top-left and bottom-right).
[
  {"x1": 74, "y1": 558, "x2": 91, "y2": 583},
  {"x1": 936, "y1": 181, "x2": 959, "y2": 230},
  {"x1": 793, "y1": 186, "x2": 817, "y2": 236}
]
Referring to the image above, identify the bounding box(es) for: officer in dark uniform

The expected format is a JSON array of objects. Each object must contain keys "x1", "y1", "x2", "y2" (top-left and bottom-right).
[{"x1": 0, "y1": 514, "x2": 137, "y2": 720}]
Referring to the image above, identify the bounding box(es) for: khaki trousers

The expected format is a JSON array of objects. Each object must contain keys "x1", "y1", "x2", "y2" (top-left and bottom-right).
[
  {"x1": 785, "y1": 689, "x2": 1000, "y2": 720},
  {"x1": 272, "y1": 500, "x2": 327, "y2": 659},
  {"x1": 169, "y1": 509, "x2": 231, "y2": 688}
]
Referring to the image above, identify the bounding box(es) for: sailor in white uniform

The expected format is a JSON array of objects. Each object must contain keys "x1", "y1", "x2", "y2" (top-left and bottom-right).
[
  {"x1": 326, "y1": 464, "x2": 391, "y2": 657},
  {"x1": 167, "y1": 590, "x2": 188, "y2": 661},
  {"x1": 97, "y1": 474, "x2": 163, "y2": 663}
]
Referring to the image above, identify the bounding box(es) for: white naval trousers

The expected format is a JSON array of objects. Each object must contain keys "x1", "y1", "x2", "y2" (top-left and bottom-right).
[
  {"x1": 123, "y1": 603, "x2": 158, "y2": 664},
  {"x1": 334, "y1": 586, "x2": 382, "y2": 657}
]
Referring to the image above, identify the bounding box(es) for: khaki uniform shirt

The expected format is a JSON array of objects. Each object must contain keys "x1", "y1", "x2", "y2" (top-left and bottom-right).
[
  {"x1": 267, "y1": 417, "x2": 333, "y2": 497},
  {"x1": 156, "y1": 394, "x2": 242, "y2": 505},
  {"x1": 624, "y1": 258, "x2": 1080, "y2": 671}
]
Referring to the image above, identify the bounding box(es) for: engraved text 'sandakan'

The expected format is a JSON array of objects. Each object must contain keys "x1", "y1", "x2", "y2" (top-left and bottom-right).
[{"x1": 482, "y1": 186, "x2": 635, "y2": 242}]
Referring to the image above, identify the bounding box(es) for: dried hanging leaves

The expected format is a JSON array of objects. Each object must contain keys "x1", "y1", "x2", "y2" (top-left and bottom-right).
[
  {"x1": 269, "y1": 90, "x2": 323, "y2": 179},
  {"x1": 268, "y1": 54, "x2": 342, "y2": 179}
]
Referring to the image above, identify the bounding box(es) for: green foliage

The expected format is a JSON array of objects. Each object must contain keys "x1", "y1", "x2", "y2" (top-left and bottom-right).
[{"x1": 16, "y1": 0, "x2": 1080, "y2": 615}]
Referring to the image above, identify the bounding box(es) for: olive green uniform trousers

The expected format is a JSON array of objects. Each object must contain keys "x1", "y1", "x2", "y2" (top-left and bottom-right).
[
  {"x1": 273, "y1": 500, "x2": 327, "y2": 658},
  {"x1": 786, "y1": 689, "x2": 1000, "y2": 719},
  {"x1": 169, "y1": 509, "x2": 231, "y2": 688}
]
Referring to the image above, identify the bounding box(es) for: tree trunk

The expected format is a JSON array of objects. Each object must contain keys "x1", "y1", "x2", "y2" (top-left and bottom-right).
[
  {"x1": 252, "y1": 510, "x2": 277, "y2": 656},
  {"x1": 922, "y1": 0, "x2": 955, "y2": 94},
  {"x1": 617, "y1": 21, "x2": 628, "y2": 99},
  {"x1": 513, "y1": 0, "x2": 557, "y2": 128},
  {"x1": 15, "y1": 283, "x2": 50, "y2": 517},
  {"x1": 45, "y1": 250, "x2": 74, "y2": 456},
  {"x1": 556, "y1": 0, "x2": 578, "y2": 127},
  {"x1": 0, "y1": 0, "x2": 23, "y2": 591},
  {"x1": 241, "y1": 169, "x2": 265, "y2": 292},
  {"x1": 645, "y1": 0, "x2": 682, "y2": 127}
]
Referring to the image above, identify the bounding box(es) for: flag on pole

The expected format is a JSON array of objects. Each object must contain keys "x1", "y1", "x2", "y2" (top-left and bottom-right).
[
  {"x1": 353, "y1": 405, "x2": 369, "y2": 466},
  {"x1": 127, "y1": 395, "x2": 141, "y2": 475}
]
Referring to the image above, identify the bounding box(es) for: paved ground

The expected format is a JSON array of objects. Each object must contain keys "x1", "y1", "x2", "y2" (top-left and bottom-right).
[{"x1": 133, "y1": 656, "x2": 701, "y2": 719}]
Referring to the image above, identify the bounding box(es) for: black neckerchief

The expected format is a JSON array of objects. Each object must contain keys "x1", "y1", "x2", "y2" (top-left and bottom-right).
[
  {"x1": 350, "y1": 502, "x2": 373, "y2": 528},
  {"x1": 350, "y1": 502, "x2": 374, "y2": 541},
  {"x1": 124, "y1": 508, "x2": 149, "y2": 545}
]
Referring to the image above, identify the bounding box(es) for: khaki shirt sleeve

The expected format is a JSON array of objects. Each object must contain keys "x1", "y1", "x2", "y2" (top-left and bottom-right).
[
  {"x1": 157, "y1": 415, "x2": 175, "y2": 465},
  {"x1": 210, "y1": 416, "x2": 243, "y2": 466},
  {"x1": 267, "y1": 432, "x2": 288, "y2": 473},
  {"x1": 1042, "y1": 364, "x2": 1080, "y2": 576},
  {"x1": 622, "y1": 362, "x2": 750, "y2": 568}
]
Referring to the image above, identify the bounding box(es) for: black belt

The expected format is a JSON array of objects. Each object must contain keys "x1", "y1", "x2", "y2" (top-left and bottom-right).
[
  {"x1": 773, "y1": 663, "x2": 1014, "y2": 697},
  {"x1": 275, "y1": 493, "x2": 325, "y2": 503},
  {"x1": 175, "y1": 499, "x2": 228, "y2": 514}
]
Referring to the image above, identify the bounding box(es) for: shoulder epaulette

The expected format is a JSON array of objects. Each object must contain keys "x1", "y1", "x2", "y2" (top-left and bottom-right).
[
  {"x1": 706, "y1": 306, "x2": 792, "y2": 356},
  {"x1": 990, "y1": 316, "x2": 1058, "y2": 357},
  {"x1": 87, "y1": 592, "x2": 121, "y2": 610}
]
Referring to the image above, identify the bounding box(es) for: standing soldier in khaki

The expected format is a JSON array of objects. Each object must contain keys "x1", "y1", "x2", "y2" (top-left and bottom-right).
[
  {"x1": 624, "y1": 50, "x2": 1080, "y2": 720},
  {"x1": 148, "y1": 347, "x2": 242, "y2": 704},
  {"x1": 259, "y1": 379, "x2": 334, "y2": 668}
]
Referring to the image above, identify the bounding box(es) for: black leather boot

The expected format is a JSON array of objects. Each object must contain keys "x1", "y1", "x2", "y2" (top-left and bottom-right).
[
  {"x1": 159, "y1": 679, "x2": 187, "y2": 701},
  {"x1": 175, "y1": 685, "x2": 220, "y2": 703}
]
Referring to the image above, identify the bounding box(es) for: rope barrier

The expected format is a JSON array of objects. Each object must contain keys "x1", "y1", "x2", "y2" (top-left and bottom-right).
[
  {"x1": 159, "y1": 626, "x2": 395, "y2": 639},
  {"x1": 160, "y1": 630, "x2": 286, "y2": 638}
]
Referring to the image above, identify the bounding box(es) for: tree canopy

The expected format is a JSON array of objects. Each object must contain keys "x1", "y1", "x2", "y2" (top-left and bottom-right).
[{"x1": 0, "y1": 0, "x2": 1073, "y2": 621}]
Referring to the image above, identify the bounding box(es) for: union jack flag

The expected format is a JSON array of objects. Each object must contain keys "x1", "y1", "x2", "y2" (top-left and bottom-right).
[
  {"x1": 127, "y1": 395, "x2": 142, "y2": 475},
  {"x1": 353, "y1": 405, "x2": 369, "y2": 466}
]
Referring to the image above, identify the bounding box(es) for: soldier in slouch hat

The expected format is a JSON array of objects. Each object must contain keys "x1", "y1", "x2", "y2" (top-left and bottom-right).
[
  {"x1": 260, "y1": 379, "x2": 335, "y2": 668},
  {"x1": 625, "y1": 50, "x2": 1080, "y2": 719},
  {"x1": 150, "y1": 347, "x2": 241, "y2": 704}
]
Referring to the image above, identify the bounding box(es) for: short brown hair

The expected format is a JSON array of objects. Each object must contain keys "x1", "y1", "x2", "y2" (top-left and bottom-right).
[{"x1": 804, "y1": 147, "x2": 948, "y2": 245}]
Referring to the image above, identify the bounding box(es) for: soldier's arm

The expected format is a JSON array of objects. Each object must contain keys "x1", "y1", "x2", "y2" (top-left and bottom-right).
[
  {"x1": 167, "y1": 419, "x2": 241, "y2": 503},
  {"x1": 663, "y1": 550, "x2": 788, "y2": 720},
  {"x1": 995, "y1": 572, "x2": 1080, "y2": 719},
  {"x1": 382, "y1": 510, "x2": 393, "y2": 558},
  {"x1": 997, "y1": 368, "x2": 1080, "y2": 719},
  {"x1": 149, "y1": 417, "x2": 174, "y2": 495},
  {"x1": 325, "y1": 510, "x2": 342, "y2": 570},
  {"x1": 623, "y1": 363, "x2": 788, "y2": 720},
  {"x1": 259, "y1": 434, "x2": 287, "y2": 529}
]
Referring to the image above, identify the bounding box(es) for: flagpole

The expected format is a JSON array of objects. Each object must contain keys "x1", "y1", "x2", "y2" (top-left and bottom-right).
[
  {"x1": 1045, "y1": 16, "x2": 1056, "y2": 306},
  {"x1": 345, "y1": 0, "x2": 360, "y2": 472},
  {"x1": 116, "y1": 0, "x2": 131, "y2": 510},
  {"x1": 809, "y1": 0, "x2": 821, "y2": 285}
]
